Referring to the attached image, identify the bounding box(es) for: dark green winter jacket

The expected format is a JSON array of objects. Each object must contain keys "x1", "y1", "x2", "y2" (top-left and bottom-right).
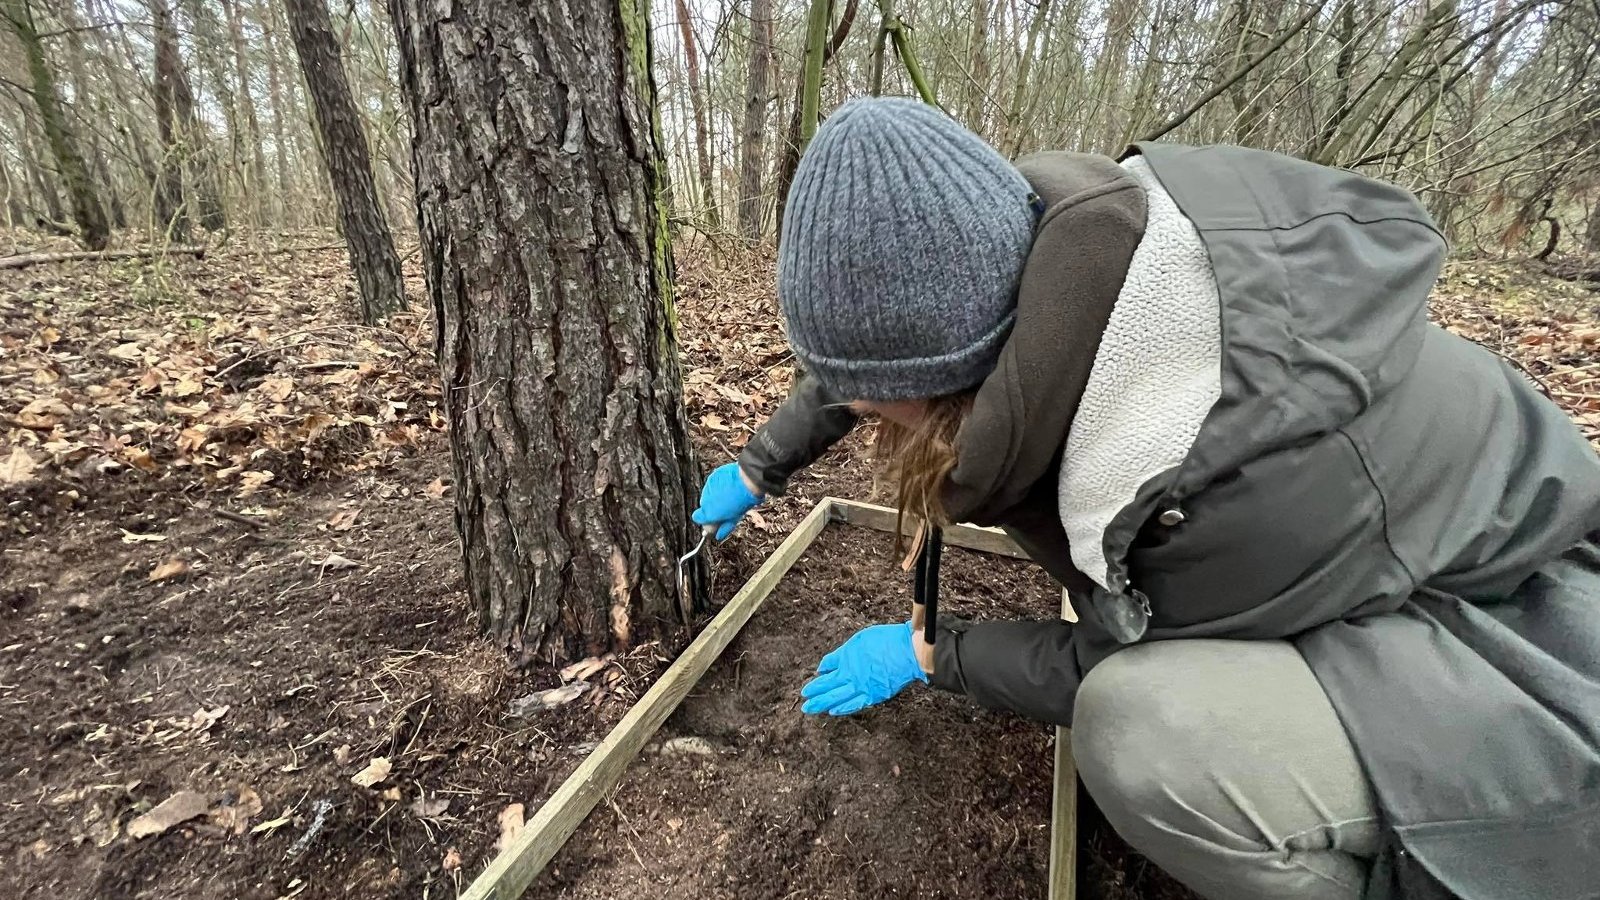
[{"x1": 740, "y1": 143, "x2": 1600, "y2": 899}]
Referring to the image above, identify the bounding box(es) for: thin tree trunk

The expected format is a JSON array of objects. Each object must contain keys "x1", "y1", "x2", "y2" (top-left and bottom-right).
[
  {"x1": 737, "y1": 0, "x2": 774, "y2": 240},
  {"x1": 259, "y1": 0, "x2": 293, "y2": 225},
  {"x1": 224, "y1": 0, "x2": 268, "y2": 227},
  {"x1": 1315, "y1": 0, "x2": 1456, "y2": 166},
  {"x1": 151, "y1": 0, "x2": 192, "y2": 241},
  {"x1": 672, "y1": 0, "x2": 717, "y2": 225},
  {"x1": 1316, "y1": 0, "x2": 1360, "y2": 154},
  {"x1": 283, "y1": 0, "x2": 405, "y2": 323},
  {"x1": 963, "y1": 0, "x2": 991, "y2": 128},
  {"x1": 19, "y1": 122, "x2": 66, "y2": 226},
  {"x1": 1004, "y1": 0, "x2": 1053, "y2": 156},
  {"x1": 388, "y1": 0, "x2": 701, "y2": 658},
  {"x1": 0, "y1": 147, "x2": 28, "y2": 226},
  {"x1": 3, "y1": 0, "x2": 110, "y2": 249},
  {"x1": 1093, "y1": 0, "x2": 1138, "y2": 153},
  {"x1": 773, "y1": 0, "x2": 859, "y2": 235}
]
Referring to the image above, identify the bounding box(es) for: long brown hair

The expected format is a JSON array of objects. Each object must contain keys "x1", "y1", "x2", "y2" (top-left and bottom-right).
[{"x1": 871, "y1": 392, "x2": 976, "y2": 544}]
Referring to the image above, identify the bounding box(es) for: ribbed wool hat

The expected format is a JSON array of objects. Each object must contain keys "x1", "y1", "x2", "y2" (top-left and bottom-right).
[{"x1": 778, "y1": 97, "x2": 1038, "y2": 401}]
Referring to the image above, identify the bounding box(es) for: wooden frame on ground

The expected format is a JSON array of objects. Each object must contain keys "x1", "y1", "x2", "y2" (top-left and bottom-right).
[{"x1": 463, "y1": 496, "x2": 1077, "y2": 900}]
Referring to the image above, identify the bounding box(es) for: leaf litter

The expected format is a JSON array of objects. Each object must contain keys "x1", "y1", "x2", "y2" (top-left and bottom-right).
[{"x1": 3, "y1": 242, "x2": 1596, "y2": 900}]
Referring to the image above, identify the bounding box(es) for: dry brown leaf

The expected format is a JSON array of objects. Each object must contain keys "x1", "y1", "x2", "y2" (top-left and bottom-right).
[
  {"x1": 350, "y1": 756, "x2": 392, "y2": 788},
  {"x1": 332, "y1": 743, "x2": 352, "y2": 765},
  {"x1": 258, "y1": 376, "x2": 295, "y2": 402},
  {"x1": 148, "y1": 557, "x2": 189, "y2": 583},
  {"x1": 308, "y1": 551, "x2": 360, "y2": 570},
  {"x1": 176, "y1": 426, "x2": 209, "y2": 454},
  {"x1": 17, "y1": 397, "x2": 71, "y2": 429},
  {"x1": 381, "y1": 787, "x2": 402, "y2": 802},
  {"x1": 250, "y1": 810, "x2": 293, "y2": 835},
  {"x1": 746, "y1": 509, "x2": 772, "y2": 532},
  {"x1": 108, "y1": 342, "x2": 144, "y2": 361},
  {"x1": 495, "y1": 803, "x2": 525, "y2": 852},
  {"x1": 699, "y1": 413, "x2": 729, "y2": 431},
  {"x1": 327, "y1": 508, "x2": 361, "y2": 531},
  {"x1": 169, "y1": 375, "x2": 205, "y2": 398},
  {"x1": 423, "y1": 477, "x2": 448, "y2": 499},
  {"x1": 122, "y1": 446, "x2": 159, "y2": 473},
  {"x1": 237, "y1": 470, "x2": 275, "y2": 496},
  {"x1": 208, "y1": 787, "x2": 263, "y2": 835},
  {"x1": 410, "y1": 796, "x2": 449, "y2": 818},
  {"x1": 559, "y1": 654, "x2": 613, "y2": 684},
  {"x1": 0, "y1": 446, "x2": 38, "y2": 485},
  {"x1": 128, "y1": 790, "x2": 209, "y2": 839},
  {"x1": 442, "y1": 847, "x2": 462, "y2": 871},
  {"x1": 120, "y1": 529, "x2": 167, "y2": 544},
  {"x1": 190, "y1": 706, "x2": 229, "y2": 730}
]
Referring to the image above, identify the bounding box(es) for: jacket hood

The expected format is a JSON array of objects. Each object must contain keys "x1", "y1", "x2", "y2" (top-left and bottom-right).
[{"x1": 941, "y1": 152, "x2": 1146, "y2": 531}]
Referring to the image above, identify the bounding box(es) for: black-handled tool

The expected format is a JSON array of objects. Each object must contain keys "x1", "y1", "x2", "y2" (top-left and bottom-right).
[{"x1": 911, "y1": 525, "x2": 943, "y2": 644}]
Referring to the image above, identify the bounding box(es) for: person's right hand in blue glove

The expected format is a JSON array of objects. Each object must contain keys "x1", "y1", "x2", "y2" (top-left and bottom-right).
[
  {"x1": 692, "y1": 462, "x2": 763, "y2": 540},
  {"x1": 800, "y1": 621, "x2": 928, "y2": 716}
]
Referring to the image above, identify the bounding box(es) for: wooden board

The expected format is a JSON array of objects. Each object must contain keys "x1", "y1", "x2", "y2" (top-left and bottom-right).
[
  {"x1": 461, "y1": 499, "x2": 834, "y2": 900},
  {"x1": 825, "y1": 497, "x2": 1029, "y2": 560},
  {"x1": 1048, "y1": 587, "x2": 1079, "y2": 900}
]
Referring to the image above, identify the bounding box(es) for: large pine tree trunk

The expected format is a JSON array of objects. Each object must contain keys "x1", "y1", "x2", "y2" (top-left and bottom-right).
[
  {"x1": 389, "y1": 0, "x2": 701, "y2": 660},
  {"x1": 737, "y1": 0, "x2": 774, "y2": 240},
  {"x1": 283, "y1": 0, "x2": 405, "y2": 325},
  {"x1": 3, "y1": 0, "x2": 110, "y2": 250}
]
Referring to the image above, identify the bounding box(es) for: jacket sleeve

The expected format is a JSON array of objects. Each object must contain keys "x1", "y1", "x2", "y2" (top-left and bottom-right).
[
  {"x1": 736, "y1": 372, "x2": 860, "y2": 496},
  {"x1": 929, "y1": 616, "x2": 1085, "y2": 726}
]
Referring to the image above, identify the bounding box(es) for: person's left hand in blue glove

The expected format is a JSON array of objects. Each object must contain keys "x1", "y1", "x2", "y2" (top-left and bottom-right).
[
  {"x1": 801, "y1": 621, "x2": 929, "y2": 716},
  {"x1": 692, "y1": 462, "x2": 764, "y2": 540}
]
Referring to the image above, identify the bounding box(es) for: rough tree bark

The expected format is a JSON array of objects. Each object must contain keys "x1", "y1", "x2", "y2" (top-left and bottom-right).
[
  {"x1": 283, "y1": 0, "x2": 405, "y2": 324},
  {"x1": 737, "y1": 0, "x2": 774, "y2": 240},
  {"x1": 2, "y1": 0, "x2": 110, "y2": 250},
  {"x1": 388, "y1": 0, "x2": 701, "y2": 659}
]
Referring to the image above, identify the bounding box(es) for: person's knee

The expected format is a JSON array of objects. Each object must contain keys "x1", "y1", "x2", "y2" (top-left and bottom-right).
[{"x1": 1071, "y1": 643, "x2": 1203, "y2": 832}]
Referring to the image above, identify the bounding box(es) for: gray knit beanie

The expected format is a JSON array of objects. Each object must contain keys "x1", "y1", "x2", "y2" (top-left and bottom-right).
[{"x1": 778, "y1": 97, "x2": 1037, "y2": 401}]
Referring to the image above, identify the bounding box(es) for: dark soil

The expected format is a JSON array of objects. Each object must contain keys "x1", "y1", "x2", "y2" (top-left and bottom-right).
[
  {"x1": 0, "y1": 447, "x2": 674, "y2": 899},
  {"x1": 1, "y1": 242, "x2": 1199, "y2": 900},
  {"x1": 535, "y1": 526, "x2": 1198, "y2": 900}
]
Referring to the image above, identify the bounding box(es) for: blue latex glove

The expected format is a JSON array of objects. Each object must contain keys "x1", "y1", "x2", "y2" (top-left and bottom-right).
[
  {"x1": 692, "y1": 462, "x2": 763, "y2": 540},
  {"x1": 801, "y1": 621, "x2": 928, "y2": 716}
]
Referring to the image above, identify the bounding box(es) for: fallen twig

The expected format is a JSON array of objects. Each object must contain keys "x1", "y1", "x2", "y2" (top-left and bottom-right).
[
  {"x1": 215, "y1": 509, "x2": 266, "y2": 530},
  {"x1": 0, "y1": 245, "x2": 208, "y2": 271}
]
